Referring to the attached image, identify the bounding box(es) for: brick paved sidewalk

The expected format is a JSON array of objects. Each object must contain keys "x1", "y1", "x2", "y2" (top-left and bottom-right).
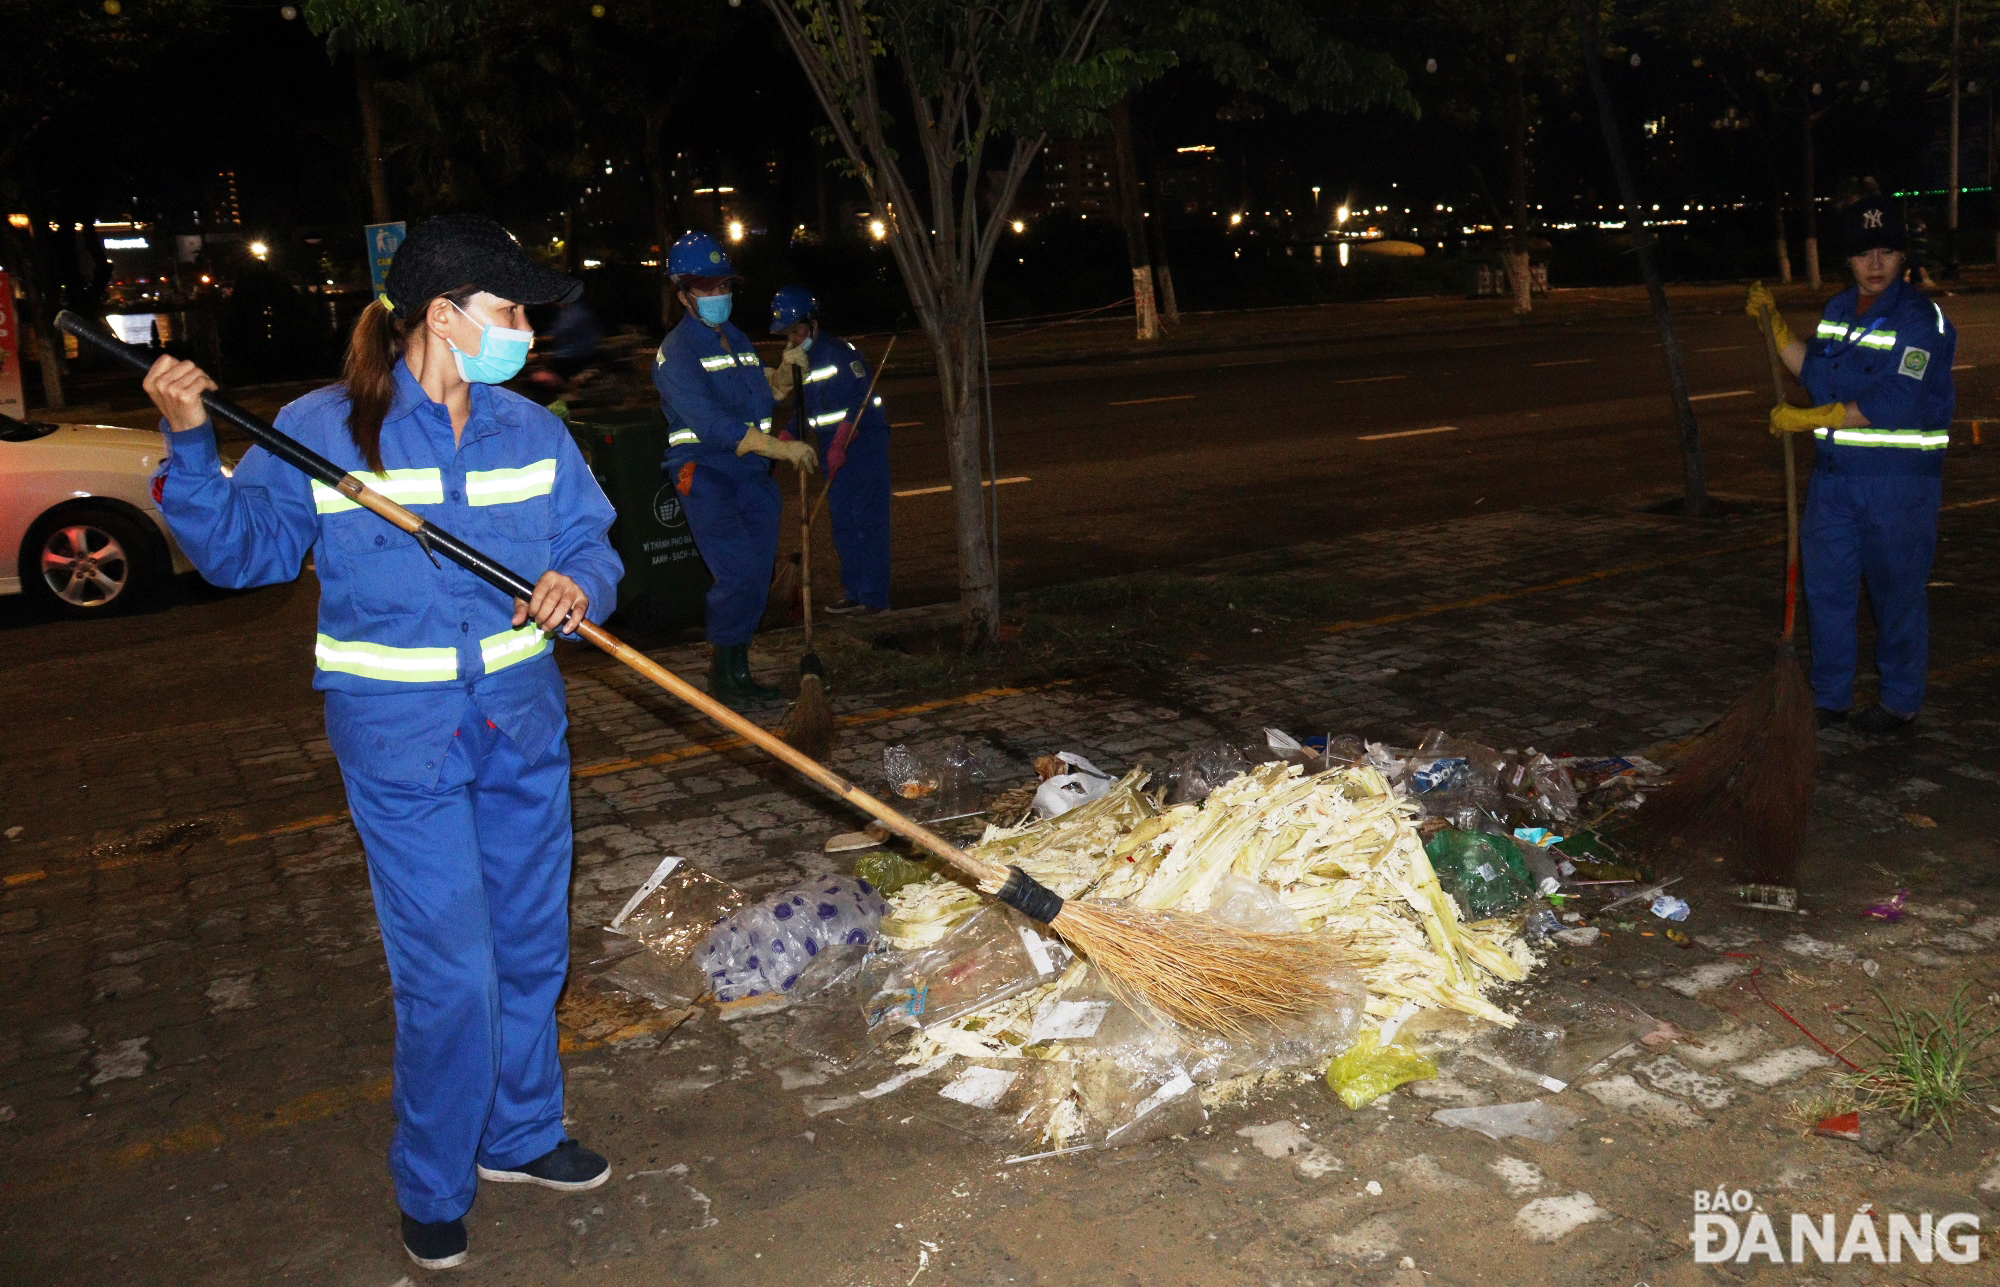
[{"x1": 4, "y1": 451, "x2": 1998, "y2": 1285}]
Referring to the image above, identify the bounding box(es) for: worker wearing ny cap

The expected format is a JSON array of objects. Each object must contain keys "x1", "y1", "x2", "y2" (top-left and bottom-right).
[
  {"x1": 1746, "y1": 194, "x2": 1956, "y2": 735},
  {"x1": 140, "y1": 214, "x2": 624, "y2": 1269},
  {"x1": 768, "y1": 285, "x2": 893, "y2": 615},
  {"x1": 652, "y1": 232, "x2": 818, "y2": 706}
]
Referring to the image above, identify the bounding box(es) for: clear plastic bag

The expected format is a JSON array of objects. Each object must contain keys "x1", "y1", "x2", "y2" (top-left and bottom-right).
[
  {"x1": 885, "y1": 740, "x2": 991, "y2": 817},
  {"x1": 1524, "y1": 752, "x2": 1579, "y2": 823},
  {"x1": 1163, "y1": 741, "x2": 1250, "y2": 804},
  {"x1": 606, "y1": 857, "x2": 747, "y2": 961},
  {"x1": 697, "y1": 876, "x2": 890, "y2": 1002},
  {"x1": 858, "y1": 906, "x2": 1071, "y2": 1040},
  {"x1": 1467, "y1": 982, "x2": 1660, "y2": 1091},
  {"x1": 883, "y1": 744, "x2": 940, "y2": 801}
]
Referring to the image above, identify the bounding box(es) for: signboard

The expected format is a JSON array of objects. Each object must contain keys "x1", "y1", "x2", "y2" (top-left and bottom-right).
[
  {"x1": 0, "y1": 270, "x2": 24, "y2": 420},
  {"x1": 364, "y1": 221, "x2": 406, "y2": 306}
]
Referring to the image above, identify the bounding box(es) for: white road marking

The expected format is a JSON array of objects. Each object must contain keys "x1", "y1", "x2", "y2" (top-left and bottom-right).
[
  {"x1": 1358, "y1": 426, "x2": 1459, "y2": 442},
  {"x1": 1334, "y1": 374, "x2": 1409, "y2": 385},
  {"x1": 1533, "y1": 358, "x2": 1594, "y2": 367},
  {"x1": 1108, "y1": 394, "x2": 1196, "y2": 406},
  {"x1": 891, "y1": 420, "x2": 924, "y2": 427},
  {"x1": 1686, "y1": 389, "x2": 1753, "y2": 401},
  {"x1": 894, "y1": 476, "x2": 1031, "y2": 498}
]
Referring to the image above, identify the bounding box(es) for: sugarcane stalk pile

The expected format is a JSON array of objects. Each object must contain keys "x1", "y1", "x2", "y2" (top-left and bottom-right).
[{"x1": 880, "y1": 761, "x2": 1537, "y2": 1076}]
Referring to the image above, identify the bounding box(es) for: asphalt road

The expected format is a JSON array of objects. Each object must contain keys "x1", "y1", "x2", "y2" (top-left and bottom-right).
[{"x1": 5, "y1": 282, "x2": 1994, "y2": 764}]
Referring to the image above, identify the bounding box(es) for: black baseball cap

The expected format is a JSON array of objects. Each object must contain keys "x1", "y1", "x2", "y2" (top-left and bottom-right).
[
  {"x1": 382, "y1": 214, "x2": 580, "y2": 315},
  {"x1": 1842, "y1": 196, "x2": 1906, "y2": 256}
]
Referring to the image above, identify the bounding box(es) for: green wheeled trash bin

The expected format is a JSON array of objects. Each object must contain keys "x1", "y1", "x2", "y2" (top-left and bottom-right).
[{"x1": 566, "y1": 407, "x2": 712, "y2": 631}]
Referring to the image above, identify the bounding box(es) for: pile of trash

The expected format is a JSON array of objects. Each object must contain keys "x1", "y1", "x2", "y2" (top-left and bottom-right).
[{"x1": 600, "y1": 729, "x2": 1672, "y2": 1153}]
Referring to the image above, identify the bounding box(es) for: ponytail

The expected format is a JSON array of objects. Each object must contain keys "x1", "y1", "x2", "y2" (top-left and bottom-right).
[{"x1": 340, "y1": 285, "x2": 476, "y2": 473}]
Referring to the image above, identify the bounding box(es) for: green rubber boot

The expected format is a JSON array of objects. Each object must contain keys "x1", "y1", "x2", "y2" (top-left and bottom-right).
[
  {"x1": 728, "y1": 645, "x2": 783, "y2": 701},
  {"x1": 708, "y1": 645, "x2": 779, "y2": 708}
]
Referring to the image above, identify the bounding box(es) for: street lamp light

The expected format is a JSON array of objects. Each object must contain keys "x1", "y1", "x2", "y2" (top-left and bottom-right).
[
  {"x1": 868, "y1": 219, "x2": 888, "y2": 241},
  {"x1": 248, "y1": 241, "x2": 269, "y2": 261}
]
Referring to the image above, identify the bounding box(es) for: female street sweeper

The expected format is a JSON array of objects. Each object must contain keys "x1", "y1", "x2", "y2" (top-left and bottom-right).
[{"x1": 142, "y1": 214, "x2": 623, "y2": 1270}]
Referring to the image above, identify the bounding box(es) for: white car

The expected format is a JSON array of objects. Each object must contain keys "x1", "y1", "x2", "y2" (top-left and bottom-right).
[{"x1": 1, "y1": 413, "x2": 196, "y2": 615}]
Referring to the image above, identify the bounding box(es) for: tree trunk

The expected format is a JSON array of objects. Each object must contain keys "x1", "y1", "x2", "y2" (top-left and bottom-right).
[
  {"x1": 814, "y1": 136, "x2": 831, "y2": 241},
  {"x1": 3, "y1": 226, "x2": 64, "y2": 410},
  {"x1": 1108, "y1": 98, "x2": 1159, "y2": 340},
  {"x1": 1573, "y1": 0, "x2": 1706, "y2": 517},
  {"x1": 644, "y1": 102, "x2": 676, "y2": 329},
  {"x1": 1133, "y1": 105, "x2": 1180, "y2": 323},
  {"x1": 929, "y1": 303, "x2": 999, "y2": 650},
  {"x1": 1506, "y1": 54, "x2": 1534, "y2": 314},
  {"x1": 355, "y1": 54, "x2": 392, "y2": 225},
  {"x1": 1773, "y1": 195, "x2": 1793, "y2": 284},
  {"x1": 1801, "y1": 112, "x2": 1820, "y2": 289},
  {"x1": 1946, "y1": 0, "x2": 1961, "y2": 276}
]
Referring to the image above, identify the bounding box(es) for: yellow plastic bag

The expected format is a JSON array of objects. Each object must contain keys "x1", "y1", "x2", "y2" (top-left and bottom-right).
[{"x1": 1325, "y1": 1030, "x2": 1437, "y2": 1109}]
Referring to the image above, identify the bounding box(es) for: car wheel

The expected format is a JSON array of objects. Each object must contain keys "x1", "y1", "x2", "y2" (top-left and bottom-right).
[{"x1": 22, "y1": 506, "x2": 162, "y2": 617}]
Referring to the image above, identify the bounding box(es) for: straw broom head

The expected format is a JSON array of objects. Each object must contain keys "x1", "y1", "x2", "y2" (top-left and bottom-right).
[
  {"x1": 777, "y1": 665, "x2": 835, "y2": 761},
  {"x1": 1632, "y1": 646, "x2": 1816, "y2": 885},
  {"x1": 1041, "y1": 899, "x2": 1353, "y2": 1035}
]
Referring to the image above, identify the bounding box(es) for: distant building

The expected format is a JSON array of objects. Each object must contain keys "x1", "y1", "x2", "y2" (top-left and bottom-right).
[{"x1": 1039, "y1": 136, "x2": 1116, "y2": 215}]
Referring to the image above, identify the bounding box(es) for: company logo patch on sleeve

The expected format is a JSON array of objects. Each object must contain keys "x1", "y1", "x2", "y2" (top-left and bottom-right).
[
  {"x1": 1899, "y1": 346, "x2": 1931, "y2": 379},
  {"x1": 851, "y1": 360, "x2": 867, "y2": 379}
]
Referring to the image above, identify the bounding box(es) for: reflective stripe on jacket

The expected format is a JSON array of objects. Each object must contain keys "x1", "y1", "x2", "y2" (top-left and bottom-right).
[
  {"x1": 652, "y1": 313, "x2": 777, "y2": 480},
  {"x1": 154, "y1": 362, "x2": 621, "y2": 784},
  {"x1": 1801, "y1": 278, "x2": 1956, "y2": 476}
]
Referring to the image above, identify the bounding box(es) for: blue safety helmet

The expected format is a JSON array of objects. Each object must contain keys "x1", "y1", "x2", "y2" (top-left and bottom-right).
[
  {"x1": 769, "y1": 285, "x2": 819, "y2": 333},
  {"x1": 666, "y1": 230, "x2": 737, "y2": 281}
]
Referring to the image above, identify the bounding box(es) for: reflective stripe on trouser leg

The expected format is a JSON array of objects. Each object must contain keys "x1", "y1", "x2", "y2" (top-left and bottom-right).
[
  {"x1": 677, "y1": 465, "x2": 782, "y2": 646},
  {"x1": 339, "y1": 706, "x2": 571, "y2": 1222},
  {"x1": 1801, "y1": 474, "x2": 1865, "y2": 712},
  {"x1": 828, "y1": 429, "x2": 892, "y2": 608},
  {"x1": 1855, "y1": 475, "x2": 1941, "y2": 715}
]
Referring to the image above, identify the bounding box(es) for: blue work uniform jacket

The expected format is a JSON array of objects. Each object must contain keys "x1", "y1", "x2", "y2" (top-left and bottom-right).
[
  {"x1": 788, "y1": 334, "x2": 890, "y2": 457},
  {"x1": 1801, "y1": 278, "x2": 1956, "y2": 476},
  {"x1": 155, "y1": 363, "x2": 621, "y2": 787},
  {"x1": 652, "y1": 313, "x2": 775, "y2": 481}
]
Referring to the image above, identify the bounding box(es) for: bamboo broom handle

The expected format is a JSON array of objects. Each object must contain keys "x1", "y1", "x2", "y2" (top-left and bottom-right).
[{"x1": 1757, "y1": 300, "x2": 1803, "y2": 643}]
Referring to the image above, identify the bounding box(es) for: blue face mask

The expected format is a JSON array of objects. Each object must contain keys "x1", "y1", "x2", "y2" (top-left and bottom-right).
[
  {"x1": 447, "y1": 301, "x2": 533, "y2": 384},
  {"x1": 694, "y1": 292, "x2": 733, "y2": 326}
]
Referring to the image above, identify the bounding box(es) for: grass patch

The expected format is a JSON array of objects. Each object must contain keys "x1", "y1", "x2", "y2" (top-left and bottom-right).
[
  {"x1": 1837, "y1": 984, "x2": 2000, "y2": 1137},
  {"x1": 1781, "y1": 1085, "x2": 1859, "y2": 1135}
]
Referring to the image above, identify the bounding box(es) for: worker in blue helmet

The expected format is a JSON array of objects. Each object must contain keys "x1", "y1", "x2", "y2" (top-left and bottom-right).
[
  {"x1": 652, "y1": 231, "x2": 817, "y2": 706},
  {"x1": 1746, "y1": 193, "x2": 1956, "y2": 736},
  {"x1": 767, "y1": 284, "x2": 892, "y2": 614}
]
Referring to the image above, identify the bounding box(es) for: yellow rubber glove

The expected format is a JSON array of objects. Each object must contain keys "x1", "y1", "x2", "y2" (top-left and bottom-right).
[
  {"x1": 765, "y1": 360, "x2": 796, "y2": 400},
  {"x1": 737, "y1": 429, "x2": 819, "y2": 472},
  {"x1": 1769, "y1": 402, "x2": 1844, "y2": 436},
  {"x1": 1745, "y1": 282, "x2": 1795, "y2": 351}
]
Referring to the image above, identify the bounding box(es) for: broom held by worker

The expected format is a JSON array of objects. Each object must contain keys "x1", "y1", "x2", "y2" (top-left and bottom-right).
[
  {"x1": 651, "y1": 231, "x2": 816, "y2": 707},
  {"x1": 768, "y1": 284, "x2": 894, "y2": 615},
  {"x1": 1745, "y1": 194, "x2": 1956, "y2": 734},
  {"x1": 141, "y1": 214, "x2": 625, "y2": 1270}
]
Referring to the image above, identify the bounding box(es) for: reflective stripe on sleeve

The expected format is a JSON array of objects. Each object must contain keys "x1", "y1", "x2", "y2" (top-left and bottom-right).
[
  {"x1": 313, "y1": 634, "x2": 459, "y2": 682},
  {"x1": 1816, "y1": 321, "x2": 1848, "y2": 340},
  {"x1": 809, "y1": 410, "x2": 847, "y2": 428},
  {"x1": 700, "y1": 354, "x2": 734, "y2": 372},
  {"x1": 311, "y1": 468, "x2": 444, "y2": 514},
  {"x1": 736, "y1": 352, "x2": 760, "y2": 367},
  {"x1": 480, "y1": 624, "x2": 552, "y2": 673},
  {"x1": 1856, "y1": 330, "x2": 1897, "y2": 350},
  {"x1": 465, "y1": 458, "x2": 556, "y2": 506},
  {"x1": 1810, "y1": 427, "x2": 1951, "y2": 449},
  {"x1": 668, "y1": 428, "x2": 700, "y2": 446},
  {"x1": 803, "y1": 364, "x2": 839, "y2": 384}
]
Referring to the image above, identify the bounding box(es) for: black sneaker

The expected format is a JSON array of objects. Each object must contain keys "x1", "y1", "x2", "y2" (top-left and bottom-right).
[
  {"x1": 823, "y1": 598, "x2": 880, "y2": 616},
  {"x1": 401, "y1": 1214, "x2": 468, "y2": 1270},
  {"x1": 1814, "y1": 707, "x2": 1849, "y2": 729},
  {"x1": 476, "y1": 1138, "x2": 610, "y2": 1192},
  {"x1": 1850, "y1": 704, "x2": 1916, "y2": 736}
]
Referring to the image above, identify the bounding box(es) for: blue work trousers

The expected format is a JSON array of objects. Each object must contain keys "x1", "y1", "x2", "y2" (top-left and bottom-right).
[
  {"x1": 827, "y1": 430, "x2": 891, "y2": 609},
  {"x1": 1800, "y1": 471, "x2": 1942, "y2": 716},
  {"x1": 342, "y1": 700, "x2": 573, "y2": 1223},
  {"x1": 678, "y1": 462, "x2": 781, "y2": 646}
]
